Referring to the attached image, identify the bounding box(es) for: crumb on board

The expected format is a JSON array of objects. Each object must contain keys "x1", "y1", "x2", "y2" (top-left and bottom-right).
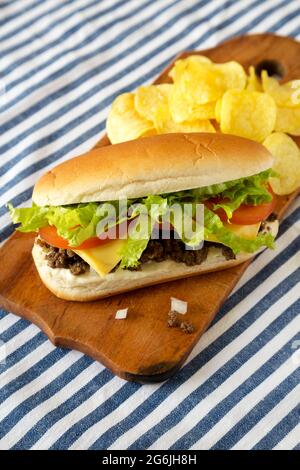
[
  {"x1": 180, "y1": 321, "x2": 195, "y2": 334},
  {"x1": 167, "y1": 310, "x2": 195, "y2": 334},
  {"x1": 167, "y1": 310, "x2": 180, "y2": 328}
]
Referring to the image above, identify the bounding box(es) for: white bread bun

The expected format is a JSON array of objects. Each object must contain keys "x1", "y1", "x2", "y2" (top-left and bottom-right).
[
  {"x1": 32, "y1": 133, "x2": 274, "y2": 206},
  {"x1": 32, "y1": 220, "x2": 278, "y2": 301}
]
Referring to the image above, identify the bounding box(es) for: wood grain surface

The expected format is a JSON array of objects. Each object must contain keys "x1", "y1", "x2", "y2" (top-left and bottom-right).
[{"x1": 0, "y1": 34, "x2": 299, "y2": 382}]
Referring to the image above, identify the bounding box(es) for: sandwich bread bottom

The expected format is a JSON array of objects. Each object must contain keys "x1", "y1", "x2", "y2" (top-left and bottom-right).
[{"x1": 32, "y1": 220, "x2": 278, "y2": 301}]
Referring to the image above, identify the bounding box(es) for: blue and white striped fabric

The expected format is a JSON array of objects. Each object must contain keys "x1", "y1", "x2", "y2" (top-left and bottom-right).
[{"x1": 0, "y1": 0, "x2": 299, "y2": 450}]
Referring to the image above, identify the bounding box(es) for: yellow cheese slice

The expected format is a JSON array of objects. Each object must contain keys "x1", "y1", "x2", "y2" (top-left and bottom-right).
[
  {"x1": 205, "y1": 222, "x2": 261, "y2": 244},
  {"x1": 74, "y1": 239, "x2": 127, "y2": 277}
]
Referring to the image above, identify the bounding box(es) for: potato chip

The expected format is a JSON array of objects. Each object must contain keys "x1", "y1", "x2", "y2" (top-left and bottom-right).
[
  {"x1": 171, "y1": 58, "x2": 225, "y2": 104},
  {"x1": 220, "y1": 89, "x2": 277, "y2": 142},
  {"x1": 134, "y1": 84, "x2": 173, "y2": 128},
  {"x1": 169, "y1": 86, "x2": 216, "y2": 122},
  {"x1": 275, "y1": 106, "x2": 300, "y2": 136},
  {"x1": 263, "y1": 132, "x2": 300, "y2": 195},
  {"x1": 168, "y1": 56, "x2": 246, "y2": 124},
  {"x1": 215, "y1": 61, "x2": 246, "y2": 90},
  {"x1": 106, "y1": 93, "x2": 155, "y2": 144},
  {"x1": 168, "y1": 55, "x2": 212, "y2": 81},
  {"x1": 246, "y1": 65, "x2": 262, "y2": 92},
  {"x1": 215, "y1": 98, "x2": 222, "y2": 123},
  {"x1": 169, "y1": 56, "x2": 245, "y2": 92},
  {"x1": 176, "y1": 61, "x2": 225, "y2": 104},
  {"x1": 262, "y1": 71, "x2": 300, "y2": 107},
  {"x1": 161, "y1": 118, "x2": 216, "y2": 134}
]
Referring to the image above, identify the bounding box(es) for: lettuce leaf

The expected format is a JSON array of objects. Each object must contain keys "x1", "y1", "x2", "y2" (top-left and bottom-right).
[
  {"x1": 204, "y1": 207, "x2": 274, "y2": 254},
  {"x1": 211, "y1": 171, "x2": 274, "y2": 219},
  {"x1": 7, "y1": 203, "x2": 49, "y2": 232},
  {"x1": 119, "y1": 215, "x2": 155, "y2": 269},
  {"x1": 8, "y1": 202, "x2": 104, "y2": 247},
  {"x1": 215, "y1": 226, "x2": 274, "y2": 253},
  {"x1": 119, "y1": 196, "x2": 169, "y2": 268}
]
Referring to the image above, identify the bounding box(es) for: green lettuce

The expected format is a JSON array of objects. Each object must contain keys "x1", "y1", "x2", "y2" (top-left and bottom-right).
[
  {"x1": 210, "y1": 171, "x2": 274, "y2": 219},
  {"x1": 204, "y1": 207, "x2": 274, "y2": 254},
  {"x1": 119, "y1": 215, "x2": 155, "y2": 269},
  {"x1": 119, "y1": 196, "x2": 170, "y2": 268},
  {"x1": 8, "y1": 202, "x2": 103, "y2": 247},
  {"x1": 7, "y1": 203, "x2": 49, "y2": 232}
]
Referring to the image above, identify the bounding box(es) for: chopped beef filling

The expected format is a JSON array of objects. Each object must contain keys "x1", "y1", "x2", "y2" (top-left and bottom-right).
[
  {"x1": 37, "y1": 231, "x2": 241, "y2": 277},
  {"x1": 36, "y1": 239, "x2": 89, "y2": 275},
  {"x1": 259, "y1": 221, "x2": 271, "y2": 232},
  {"x1": 267, "y1": 212, "x2": 277, "y2": 222},
  {"x1": 259, "y1": 213, "x2": 278, "y2": 233},
  {"x1": 221, "y1": 245, "x2": 236, "y2": 260},
  {"x1": 46, "y1": 249, "x2": 89, "y2": 275},
  {"x1": 141, "y1": 239, "x2": 209, "y2": 266},
  {"x1": 204, "y1": 241, "x2": 236, "y2": 260},
  {"x1": 36, "y1": 238, "x2": 51, "y2": 249}
]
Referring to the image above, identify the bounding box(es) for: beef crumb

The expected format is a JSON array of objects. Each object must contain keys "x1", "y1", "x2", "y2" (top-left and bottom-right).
[
  {"x1": 167, "y1": 310, "x2": 180, "y2": 328},
  {"x1": 70, "y1": 261, "x2": 88, "y2": 275},
  {"x1": 36, "y1": 238, "x2": 49, "y2": 249},
  {"x1": 66, "y1": 249, "x2": 76, "y2": 258},
  {"x1": 167, "y1": 310, "x2": 195, "y2": 334},
  {"x1": 267, "y1": 212, "x2": 277, "y2": 222},
  {"x1": 180, "y1": 321, "x2": 195, "y2": 334},
  {"x1": 221, "y1": 245, "x2": 236, "y2": 260},
  {"x1": 260, "y1": 221, "x2": 272, "y2": 232},
  {"x1": 140, "y1": 240, "x2": 165, "y2": 263},
  {"x1": 137, "y1": 238, "x2": 209, "y2": 268},
  {"x1": 126, "y1": 265, "x2": 142, "y2": 271},
  {"x1": 260, "y1": 212, "x2": 278, "y2": 233},
  {"x1": 37, "y1": 240, "x2": 90, "y2": 275}
]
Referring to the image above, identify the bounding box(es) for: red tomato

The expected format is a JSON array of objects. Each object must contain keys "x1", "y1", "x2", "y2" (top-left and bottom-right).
[
  {"x1": 39, "y1": 221, "x2": 129, "y2": 250},
  {"x1": 205, "y1": 186, "x2": 276, "y2": 225}
]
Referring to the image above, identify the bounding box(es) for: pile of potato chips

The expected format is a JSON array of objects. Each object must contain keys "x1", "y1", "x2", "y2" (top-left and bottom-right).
[{"x1": 106, "y1": 55, "x2": 300, "y2": 195}]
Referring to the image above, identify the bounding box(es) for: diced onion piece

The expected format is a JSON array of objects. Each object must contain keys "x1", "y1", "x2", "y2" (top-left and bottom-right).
[
  {"x1": 170, "y1": 297, "x2": 188, "y2": 315},
  {"x1": 115, "y1": 308, "x2": 128, "y2": 320}
]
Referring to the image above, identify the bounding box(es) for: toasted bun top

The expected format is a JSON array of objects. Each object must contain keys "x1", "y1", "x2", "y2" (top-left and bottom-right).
[{"x1": 33, "y1": 133, "x2": 273, "y2": 206}]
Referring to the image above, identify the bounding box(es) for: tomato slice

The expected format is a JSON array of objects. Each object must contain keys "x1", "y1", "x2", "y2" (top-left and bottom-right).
[
  {"x1": 38, "y1": 226, "x2": 110, "y2": 249},
  {"x1": 205, "y1": 186, "x2": 276, "y2": 225},
  {"x1": 39, "y1": 221, "x2": 129, "y2": 250}
]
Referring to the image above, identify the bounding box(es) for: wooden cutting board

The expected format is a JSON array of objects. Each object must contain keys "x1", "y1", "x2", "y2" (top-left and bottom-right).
[{"x1": 0, "y1": 34, "x2": 299, "y2": 382}]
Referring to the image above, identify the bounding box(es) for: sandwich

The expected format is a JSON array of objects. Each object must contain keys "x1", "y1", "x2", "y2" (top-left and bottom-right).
[{"x1": 8, "y1": 133, "x2": 278, "y2": 301}]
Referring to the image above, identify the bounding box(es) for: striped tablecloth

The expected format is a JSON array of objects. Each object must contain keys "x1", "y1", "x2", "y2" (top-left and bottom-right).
[{"x1": 0, "y1": 0, "x2": 299, "y2": 450}]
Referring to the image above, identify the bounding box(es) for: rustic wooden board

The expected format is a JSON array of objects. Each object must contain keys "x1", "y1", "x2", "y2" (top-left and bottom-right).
[{"x1": 0, "y1": 34, "x2": 299, "y2": 382}]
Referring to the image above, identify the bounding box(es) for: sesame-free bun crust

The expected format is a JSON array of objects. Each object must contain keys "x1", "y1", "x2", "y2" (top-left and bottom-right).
[
  {"x1": 32, "y1": 220, "x2": 278, "y2": 301},
  {"x1": 33, "y1": 133, "x2": 273, "y2": 206}
]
